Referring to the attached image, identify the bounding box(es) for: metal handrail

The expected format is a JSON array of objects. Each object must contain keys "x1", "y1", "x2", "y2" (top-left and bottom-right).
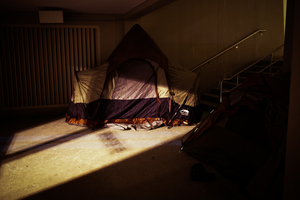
[
  {"x1": 191, "y1": 29, "x2": 266, "y2": 72},
  {"x1": 219, "y1": 44, "x2": 284, "y2": 102}
]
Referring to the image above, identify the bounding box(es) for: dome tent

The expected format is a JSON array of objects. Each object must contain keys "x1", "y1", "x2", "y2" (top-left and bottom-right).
[{"x1": 66, "y1": 24, "x2": 202, "y2": 130}]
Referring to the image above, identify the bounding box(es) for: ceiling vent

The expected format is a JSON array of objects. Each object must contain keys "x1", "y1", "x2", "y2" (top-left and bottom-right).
[{"x1": 39, "y1": 11, "x2": 64, "y2": 23}]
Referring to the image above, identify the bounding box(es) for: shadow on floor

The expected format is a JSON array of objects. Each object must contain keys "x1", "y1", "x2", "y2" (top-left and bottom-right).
[
  {"x1": 0, "y1": 115, "x2": 66, "y2": 167},
  {"x1": 1, "y1": 128, "x2": 92, "y2": 165},
  {"x1": 20, "y1": 138, "x2": 246, "y2": 200},
  {"x1": 1, "y1": 112, "x2": 246, "y2": 200}
]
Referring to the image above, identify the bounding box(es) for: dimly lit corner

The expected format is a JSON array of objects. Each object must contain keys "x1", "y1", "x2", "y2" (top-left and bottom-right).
[{"x1": 1, "y1": 0, "x2": 299, "y2": 199}]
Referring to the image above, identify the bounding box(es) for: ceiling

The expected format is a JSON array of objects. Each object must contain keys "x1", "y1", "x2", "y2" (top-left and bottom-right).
[{"x1": 0, "y1": 0, "x2": 173, "y2": 15}]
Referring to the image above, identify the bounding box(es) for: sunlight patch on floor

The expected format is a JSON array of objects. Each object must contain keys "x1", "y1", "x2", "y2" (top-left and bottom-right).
[{"x1": 0, "y1": 118, "x2": 195, "y2": 200}]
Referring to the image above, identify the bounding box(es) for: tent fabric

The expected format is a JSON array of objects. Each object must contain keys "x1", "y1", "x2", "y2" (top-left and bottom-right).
[
  {"x1": 73, "y1": 62, "x2": 109, "y2": 104},
  {"x1": 66, "y1": 24, "x2": 202, "y2": 130},
  {"x1": 168, "y1": 61, "x2": 200, "y2": 106},
  {"x1": 107, "y1": 24, "x2": 169, "y2": 74},
  {"x1": 147, "y1": 59, "x2": 170, "y2": 99},
  {"x1": 110, "y1": 59, "x2": 157, "y2": 100},
  {"x1": 181, "y1": 73, "x2": 290, "y2": 198}
]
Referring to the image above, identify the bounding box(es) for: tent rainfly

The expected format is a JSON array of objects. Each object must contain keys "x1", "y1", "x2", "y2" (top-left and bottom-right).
[{"x1": 66, "y1": 24, "x2": 202, "y2": 130}]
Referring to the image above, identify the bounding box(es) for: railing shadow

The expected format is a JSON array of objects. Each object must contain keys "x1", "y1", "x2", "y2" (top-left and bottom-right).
[{"x1": 1, "y1": 128, "x2": 92, "y2": 166}]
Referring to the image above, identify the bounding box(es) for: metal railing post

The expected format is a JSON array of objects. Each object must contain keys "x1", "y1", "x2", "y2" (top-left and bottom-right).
[
  {"x1": 269, "y1": 53, "x2": 274, "y2": 76},
  {"x1": 220, "y1": 81, "x2": 223, "y2": 103}
]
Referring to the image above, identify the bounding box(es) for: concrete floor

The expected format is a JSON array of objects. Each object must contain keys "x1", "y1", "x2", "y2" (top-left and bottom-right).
[{"x1": 0, "y1": 113, "x2": 247, "y2": 200}]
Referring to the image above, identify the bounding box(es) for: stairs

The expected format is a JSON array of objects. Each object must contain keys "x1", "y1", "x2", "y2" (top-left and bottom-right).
[{"x1": 199, "y1": 60, "x2": 284, "y2": 112}]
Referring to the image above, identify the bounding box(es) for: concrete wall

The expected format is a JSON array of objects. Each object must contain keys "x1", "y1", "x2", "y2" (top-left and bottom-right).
[
  {"x1": 283, "y1": 0, "x2": 300, "y2": 198},
  {"x1": 125, "y1": 0, "x2": 285, "y2": 93}
]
